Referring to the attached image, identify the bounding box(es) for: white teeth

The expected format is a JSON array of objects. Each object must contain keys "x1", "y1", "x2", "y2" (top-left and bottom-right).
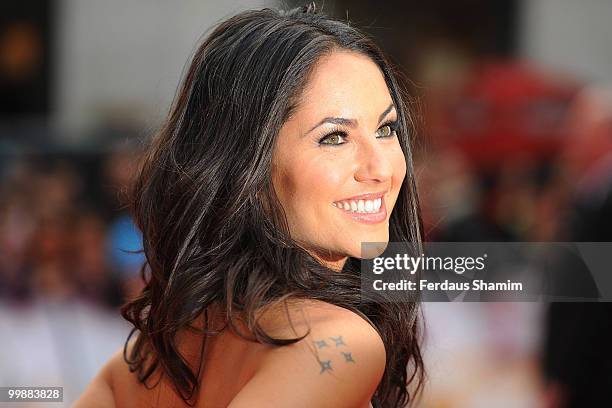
[{"x1": 334, "y1": 197, "x2": 384, "y2": 213}]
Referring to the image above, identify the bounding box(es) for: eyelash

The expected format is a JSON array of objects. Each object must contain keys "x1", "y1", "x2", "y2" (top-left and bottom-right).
[{"x1": 318, "y1": 120, "x2": 399, "y2": 146}]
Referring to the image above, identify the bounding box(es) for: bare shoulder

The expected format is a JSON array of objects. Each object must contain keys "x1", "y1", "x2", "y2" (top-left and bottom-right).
[
  {"x1": 254, "y1": 298, "x2": 383, "y2": 339},
  {"x1": 229, "y1": 299, "x2": 386, "y2": 408},
  {"x1": 71, "y1": 347, "x2": 123, "y2": 407},
  {"x1": 72, "y1": 339, "x2": 141, "y2": 408}
]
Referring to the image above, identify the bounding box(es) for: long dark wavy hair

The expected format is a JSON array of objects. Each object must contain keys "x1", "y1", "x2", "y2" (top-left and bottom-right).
[{"x1": 121, "y1": 4, "x2": 424, "y2": 407}]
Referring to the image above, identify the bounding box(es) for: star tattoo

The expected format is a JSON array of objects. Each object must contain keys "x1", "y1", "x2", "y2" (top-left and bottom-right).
[
  {"x1": 319, "y1": 359, "x2": 333, "y2": 373},
  {"x1": 341, "y1": 351, "x2": 355, "y2": 363},
  {"x1": 329, "y1": 335, "x2": 346, "y2": 347},
  {"x1": 314, "y1": 339, "x2": 329, "y2": 349}
]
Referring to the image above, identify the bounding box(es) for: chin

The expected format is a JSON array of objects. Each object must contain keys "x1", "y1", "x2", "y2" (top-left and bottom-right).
[{"x1": 346, "y1": 233, "x2": 389, "y2": 259}]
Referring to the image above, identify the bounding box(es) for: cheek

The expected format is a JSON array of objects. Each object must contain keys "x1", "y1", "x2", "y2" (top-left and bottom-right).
[
  {"x1": 291, "y1": 158, "x2": 345, "y2": 207},
  {"x1": 274, "y1": 157, "x2": 344, "y2": 215},
  {"x1": 272, "y1": 166, "x2": 297, "y2": 211},
  {"x1": 273, "y1": 158, "x2": 347, "y2": 244}
]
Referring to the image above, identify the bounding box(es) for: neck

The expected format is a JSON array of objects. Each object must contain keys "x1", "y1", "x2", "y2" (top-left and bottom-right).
[{"x1": 310, "y1": 250, "x2": 348, "y2": 272}]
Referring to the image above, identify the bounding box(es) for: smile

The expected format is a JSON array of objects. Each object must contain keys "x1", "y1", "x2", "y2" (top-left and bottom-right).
[
  {"x1": 333, "y1": 198, "x2": 382, "y2": 213},
  {"x1": 332, "y1": 192, "x2": 388, "y2": 224}
]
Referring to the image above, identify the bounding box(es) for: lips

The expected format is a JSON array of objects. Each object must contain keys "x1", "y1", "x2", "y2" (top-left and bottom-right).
[
  {"x1": 332, "y1": 191, "x2": 388, "y2": 224},
  {"x1": 336, "y1": 191, "x2": 387, "y2": 202},
  {"x1": 333, "y1": 191, "x2": 386, "y2": 213}
]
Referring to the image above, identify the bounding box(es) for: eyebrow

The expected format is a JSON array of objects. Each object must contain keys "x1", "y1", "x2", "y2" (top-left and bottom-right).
[{"x1": 306, "y1": 102, "x2": 396, "y2": 135}]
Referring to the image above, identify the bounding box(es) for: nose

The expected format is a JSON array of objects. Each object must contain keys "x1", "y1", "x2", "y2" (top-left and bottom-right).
[{"x1": 353, "y1": 139, "x2": 394, "y2": 184}]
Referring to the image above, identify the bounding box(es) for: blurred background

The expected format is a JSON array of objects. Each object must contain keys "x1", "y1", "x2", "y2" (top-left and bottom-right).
[{"x1": 1, "y1": 0, "x2": 611, "y2": 406}]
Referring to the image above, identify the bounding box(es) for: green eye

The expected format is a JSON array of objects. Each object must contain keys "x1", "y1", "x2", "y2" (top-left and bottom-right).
[
  {"x1": 319, "y1": 133, "x2": 346, "y2": 145},
  {"x1": 376, "y1": 123, "x2": 397, "y2": 138}
]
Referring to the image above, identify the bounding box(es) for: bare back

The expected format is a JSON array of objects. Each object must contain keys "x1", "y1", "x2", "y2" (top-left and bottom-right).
[
  {"x1": 109, "y1": 304, "x2": 273, "y2": 407},
  {"x1": 82, "y1": 300, "x2": 382, "y2": 408}
]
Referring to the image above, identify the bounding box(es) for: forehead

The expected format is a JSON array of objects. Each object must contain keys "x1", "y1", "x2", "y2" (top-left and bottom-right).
[{"x1": 293, "y1": 50, "x2": 393, "y2": 121}]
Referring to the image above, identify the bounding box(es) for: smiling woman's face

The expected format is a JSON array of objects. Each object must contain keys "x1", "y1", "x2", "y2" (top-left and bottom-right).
[{"x1": 272, "y1": 50, "x2": 407, "y2": 270}]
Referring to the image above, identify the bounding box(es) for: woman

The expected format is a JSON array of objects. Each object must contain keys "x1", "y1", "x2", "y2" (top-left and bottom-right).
[{"x1": 74, "y1": 4, "x2": 424, "y2": 407}]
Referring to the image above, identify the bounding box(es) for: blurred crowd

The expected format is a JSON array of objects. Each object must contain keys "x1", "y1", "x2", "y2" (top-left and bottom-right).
[
  {"x1": 0, "y1": 147, "x2": 145, "y2": 310},
  {"x1": 0, "y1": 143, "x2": 145, "y2": 404},
  {"x1": 417, "y1": 60, "x2": 612, "y2": 244},
  {"x1": 414, "y1": 60, "x2": 612, "y2": 408}
]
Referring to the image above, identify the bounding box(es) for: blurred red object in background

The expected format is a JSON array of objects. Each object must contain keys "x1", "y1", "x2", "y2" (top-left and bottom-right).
[{"x1": 430, "y1": 60, "x2": 580, "y2": 170}]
